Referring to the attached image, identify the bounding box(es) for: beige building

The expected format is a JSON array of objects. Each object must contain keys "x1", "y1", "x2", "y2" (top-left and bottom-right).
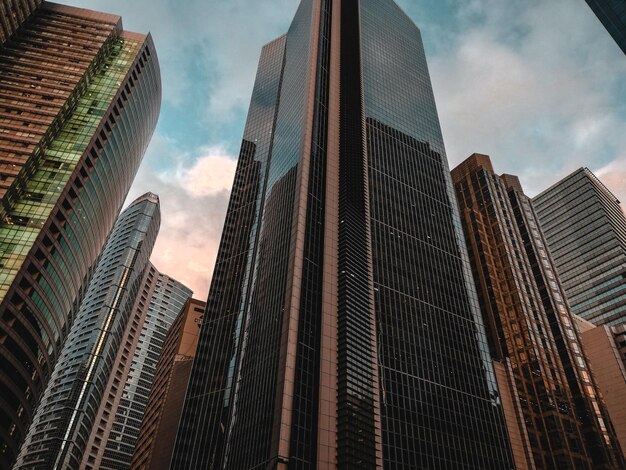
[
  {"x1": 575, "y1": 316, "x2": 626, "y2": 459},
  {"x1": 131, "y1": 298, "x2": 205, "y2": 470}
]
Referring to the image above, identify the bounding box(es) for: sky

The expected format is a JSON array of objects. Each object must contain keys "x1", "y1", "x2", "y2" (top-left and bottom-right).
[{"x1": 62, "y1": 0, "x2": 626, "y2": 299}]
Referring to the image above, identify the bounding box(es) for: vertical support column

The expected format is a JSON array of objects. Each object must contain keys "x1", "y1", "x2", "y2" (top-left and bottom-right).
[
  {"x1": 317, "y1": 0, "x2": 341, "y2": 467},
  {"x1": 273, "y1": 0, "x2": 322, "y2": 466}
]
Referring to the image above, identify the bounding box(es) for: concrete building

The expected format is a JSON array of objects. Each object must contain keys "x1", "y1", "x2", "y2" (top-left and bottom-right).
[
  {"x1": 131, "y1": 298, "x2": 205, "y2": 470},
  {"x1": 575, "y1": 316, "x2": 626, "y2": 461},
  {"x1": 81, "y1": 263, "x2": 192, "y2": 469},
  {"x1": 14, "y1": 194, "x2": 191, "y2": 470}
]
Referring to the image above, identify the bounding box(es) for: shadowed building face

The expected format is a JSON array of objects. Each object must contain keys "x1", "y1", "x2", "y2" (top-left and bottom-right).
[
  {"x1": 171, "y1": 1, "x2": 515, "y2": 468},
  {"x1": 452, "y1": 154, "x2": 624, "y2": 470}
]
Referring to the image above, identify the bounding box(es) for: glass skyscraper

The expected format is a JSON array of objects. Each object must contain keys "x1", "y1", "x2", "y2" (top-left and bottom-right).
[
  {"x1": 534, "y1": 168, "x2": 626, "y2": 327},
  {"x1": 0, "y1": 4, "x2": 161, "y2": 468},
  {"x1": 585, "y1": 0, "x2": 626, "y2": 55},
  {"x1": 172, "y1": 1, "x2": 514, "y2": 468},
  {"x1": 452, "y1": 154, "x2": 624, "y2": 469},
  {"x1": 80, "y1": 263, "x2": 192, "y2": 470}
]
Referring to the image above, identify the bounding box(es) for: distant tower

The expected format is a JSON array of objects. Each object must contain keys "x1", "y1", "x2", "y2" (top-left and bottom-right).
[
  {"x1": 80, "y1": 264, "x2": 192, "y2": 469},
  {"x1": 172, "y1": 1, "x2": 515, "y2": 468},
  {"x1": 534, "y1": 168, "x2": 626, "y2": 327},
  {"x1": 451, "y1": 154, "x2": 624, "y2": 469},
  {"x1": 15, "y1": 193, "x2": 186, "y2": 470},
  {"x1": 0, "y1": 3, "x2": 161, "y2": 467},
  {"x1": 131, "y1": 298, "x2": 206, "y2": 470},
  {"x1": 585, "y1": 0, "x2": 626, "y2": 55}
]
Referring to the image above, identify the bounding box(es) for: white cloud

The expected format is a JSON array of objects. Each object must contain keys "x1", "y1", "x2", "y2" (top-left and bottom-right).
[
  {"x1": 172, "y1": 148, "x2": 237, "y2": 198},
  {"x1": 428, "y1": 0, "x2": 626, "y2": 198},
  {"x1": 126, "y1": 137, "x2": 237, "y2": 300}
]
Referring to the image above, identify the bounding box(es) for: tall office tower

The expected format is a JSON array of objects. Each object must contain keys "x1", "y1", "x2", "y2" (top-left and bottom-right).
[
  {"x1": 14, "y1": 193, "x2": 162, "y2": 469},
  {"x1": 575, "y1": 316, "x2": 626, "y2": 461},
  {"x1": 80, "y1": 264, "x2": 192, "y2": 469},
  {"x1": 534, "y1": 168, "x2": 626, "y2": 327},
  {"x1": 0, "y1": 3, "x2": 160, "y2": 468},
  {"x1": 131, "y1": 298, "x2": 205, "y2": 470},
  {"x1": 451, "y1": 154, "x2": 624, "y2": 469},
  {"x1": 585, "y1": 0, "x2": 626, "y2": 55},
  {"x1": 172, "y1": 1, "x2": 514, "y2": 469}
]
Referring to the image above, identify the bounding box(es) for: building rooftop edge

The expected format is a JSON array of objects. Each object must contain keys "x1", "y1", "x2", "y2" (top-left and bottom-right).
[
  {"x1": 42, "y1": 1, "x2": 151, "y2": 40},
  {"x1": 450, "y1": 153, "x2": 494, "y2": 183},
  {"x1": 533, "y1": 167, "x2": 620, "y2": 204}
]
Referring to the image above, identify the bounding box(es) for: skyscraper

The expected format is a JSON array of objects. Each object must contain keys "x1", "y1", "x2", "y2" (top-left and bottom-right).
[
  {"x1": 585, "y1": 0, "x2": 626, "y2": 55},
  {"x1": 451, "y1": 154, "x2": 623, "y2": 469},
  {"x1": 14, "y1": 193, "x2": 165, "y2": 469},
  {"x1": 172, "y1": 1, "x2": 514, "y2": 468},
  {"x1": 80, "y1": 263, "x2": 192, "y2": 470},
  {"x1": 131, "y1": 298, "x2": 206, "y2": 470},
  {"x1": 0, "y1": 3, "x2": 161, "y2": 467},
  {"x1": 534, "y1": 168, "x2": 626, "y2": 327}
]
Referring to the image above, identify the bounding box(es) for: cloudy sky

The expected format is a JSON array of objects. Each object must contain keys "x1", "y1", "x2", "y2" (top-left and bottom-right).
[{"x1": 62, "y1": 0, "x2": 626, "y2": 299}]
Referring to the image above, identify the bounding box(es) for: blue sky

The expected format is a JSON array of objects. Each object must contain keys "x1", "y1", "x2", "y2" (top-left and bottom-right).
[{"x1": 62, "y1": 0, "x2": 626, "y2": 298}]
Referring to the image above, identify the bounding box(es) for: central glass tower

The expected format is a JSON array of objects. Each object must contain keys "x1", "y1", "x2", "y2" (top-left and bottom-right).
[{"x1": 172, "y1": 1, "x2": 514, "y2": 468}]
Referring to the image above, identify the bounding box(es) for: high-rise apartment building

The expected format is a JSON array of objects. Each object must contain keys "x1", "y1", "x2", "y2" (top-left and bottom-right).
[
  {"x1": 0, "y1": 3, "x2": 161, "y2": 468},
  {"x1": 14, "y1": 193, "x2": 172, "y2": 469},
  {"x1": 131, "y1": 298, "x2": 205, "y2": 470},
  {"x1": 575, "y1": 316, "x2": 626, "y2": 461},
  {"x1": 534, "y1": 168, "x2": 626, "y2": 327},
  {"x1": 585, "y1": 0, "x2": 626, "y2": 55},
  {"x1": 451, "y1": 154, "x2": 623, "y2": 469},
  {"x1": 172, "y1": 1, "x2": 514, "y2": 468},
  {"x1": 80, "y1": 263, "x2": 192, "y2": 470}
]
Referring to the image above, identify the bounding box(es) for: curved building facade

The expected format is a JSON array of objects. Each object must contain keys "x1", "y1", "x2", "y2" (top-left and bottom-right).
[
  {"x1": 0, "y1": 4, "x2": 161, "y2": 467},
  {"x1": 14, "y1": 193, "x2": 160, "y2": 469}
]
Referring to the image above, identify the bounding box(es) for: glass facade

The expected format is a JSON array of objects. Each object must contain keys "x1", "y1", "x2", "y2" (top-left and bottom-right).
[
  {"x1": 452, "y1": 155, "x2": 624, "y2": 469},
  {"x1": 80, "y1": 265, "x2": 191, "y2": 470},
  {"x1": 173, "y1": 1, "x2": 515, "y2": 469},
  {"x1": 0, "y1": 4, "x2": 161, "y2": 468},
  {"x1": 14, "y1": 193, "x2": 160, "y2": 469},
  {"x1": 585, "y1": 0, "x2": 626, "y2": 55},
  {"x1": 360, "y1": 3, "x2": 513, "y2": 468},
  {"x1": 534, "y1": 168, "x2": 626, "y2": 327},
  {"x1": 171, "y1": 33, "x2": 288, "y2": 470}
]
